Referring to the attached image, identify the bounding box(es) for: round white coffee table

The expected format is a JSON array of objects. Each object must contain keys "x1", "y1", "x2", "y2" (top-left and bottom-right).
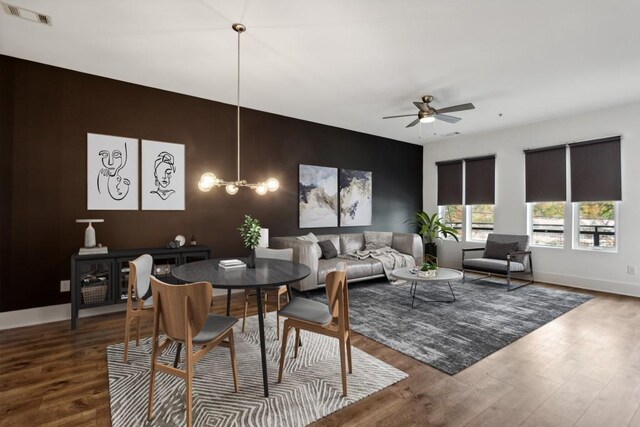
[{"x1": 391, "y1": 267, "x2": 463, "y2": 308}]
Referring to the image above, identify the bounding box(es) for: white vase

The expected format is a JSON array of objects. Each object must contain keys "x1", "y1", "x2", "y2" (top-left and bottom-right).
[{"x1": 84, "y1": 222, "x2": 96, "y2": 248}]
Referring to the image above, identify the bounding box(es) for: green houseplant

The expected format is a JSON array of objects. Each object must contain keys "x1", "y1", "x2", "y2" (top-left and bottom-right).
[
  {"x1": 406, "y1": 210, "x2": 459, "y2": 259},
  {"x1": 418, "y1": 261, "x2": 439, "y2": 278},
  {"x1": 238, "y1": 214, "x2": 262, "y2": 268}
]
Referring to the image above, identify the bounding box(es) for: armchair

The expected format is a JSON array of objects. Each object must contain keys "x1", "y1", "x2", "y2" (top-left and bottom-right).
[{"x1": 462, "y1": 233, "x2": 534, "y2": 291}]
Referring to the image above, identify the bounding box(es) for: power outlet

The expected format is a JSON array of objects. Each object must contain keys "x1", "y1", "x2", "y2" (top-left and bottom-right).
[
  {"x1": 627, "y1": 265, "x2": 637, "y2": 275},
  {"x1": 60, "y1": 280, "x2": 70, "y2": 292}
]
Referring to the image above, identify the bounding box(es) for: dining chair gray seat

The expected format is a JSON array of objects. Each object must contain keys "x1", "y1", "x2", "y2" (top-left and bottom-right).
[
  {"x1": 278, "y1": 298, "x2": 333, "y2": 326},
  {"x1": 193, "y1": 314, "x2": 239, "y2": 345}
]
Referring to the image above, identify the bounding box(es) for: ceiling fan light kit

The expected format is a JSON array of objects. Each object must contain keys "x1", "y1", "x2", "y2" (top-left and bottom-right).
[
  {"x1": 383, "y1": 95, "x2": 475, "y2": 129},
  {"x1": 198, "y1": 23, "x2": 279, "y2": 196}
]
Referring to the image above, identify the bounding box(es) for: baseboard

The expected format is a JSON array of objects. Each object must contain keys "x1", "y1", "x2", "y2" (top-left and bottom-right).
[
  {"x1": 0, "y1": 288, "x2": 244, "y2": 331},
  {"x1": 438, "y1": 257, "x2": 640, "y2": 298}
]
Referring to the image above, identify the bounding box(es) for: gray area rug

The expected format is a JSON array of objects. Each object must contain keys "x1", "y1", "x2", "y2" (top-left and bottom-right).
[
  {"x1": 107, "y1": 312, "x2": 406, "y2": 426},
  {"x1": 310, "y1": 277, "x2": 593, "y2": 375}
]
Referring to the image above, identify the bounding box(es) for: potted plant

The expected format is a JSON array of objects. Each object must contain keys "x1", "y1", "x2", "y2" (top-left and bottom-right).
[
  {"x1": 406, "y1": 210, "x2": 459, "y2": 259},
  {"x1": 417, "y1": 261, "x2": 439, "y2": 278},
  {"x1": 238, "y1": 214, "x2": 262, "y2": 268}
]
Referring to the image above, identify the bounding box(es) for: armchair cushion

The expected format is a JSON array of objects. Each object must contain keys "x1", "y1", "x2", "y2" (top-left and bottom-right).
[
  {"x1": 463, "y1": 258, "x2": 525, "y2": 273},
  {"x1": 483, "y1": 240, "x2": 519, "y2": 260}
]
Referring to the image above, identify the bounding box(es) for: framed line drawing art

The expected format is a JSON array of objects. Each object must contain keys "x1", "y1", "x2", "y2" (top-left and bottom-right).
[
  {"x1": 87, "y1": 133, "x2": 139, "y2": 210},
  {"x1": 339, "y1": 168, "x2": 372, "y2": 226},
  {"x1": 141, "y1": 140, "x2": 185, "y2": 210},
  {"x1": 298, "y1": 164, "x2": 338, "y2": 228}
]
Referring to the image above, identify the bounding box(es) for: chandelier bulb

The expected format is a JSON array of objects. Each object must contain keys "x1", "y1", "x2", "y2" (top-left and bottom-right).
[
  {"x1": 198, "y1": 172, "x2": 217, "y2": 192},
  {"x1": 225, "y1": 184, "x2": 239, "y2": 195},
  {"x1": 255, "y1": 184, "x2": 268, "y2": 195},
  {"x1": 265, "y1": 177, "x2": 279, "y2": 192}
]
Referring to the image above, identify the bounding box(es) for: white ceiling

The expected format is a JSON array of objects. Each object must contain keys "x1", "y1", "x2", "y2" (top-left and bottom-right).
[{"x1": 2, "y1": 0, "x2": 640, "y2": 145}]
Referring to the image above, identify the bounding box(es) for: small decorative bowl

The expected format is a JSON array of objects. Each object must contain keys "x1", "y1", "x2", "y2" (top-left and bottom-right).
[{"x1": 417, "y1": 269, "x2": 438, "y2": 278}]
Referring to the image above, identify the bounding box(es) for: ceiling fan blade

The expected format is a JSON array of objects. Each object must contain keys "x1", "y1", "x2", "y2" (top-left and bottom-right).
[
  {"x1": 436, "y1": 103, "x2": 475, "y2": 114},
  {"x1": 413, "y1": 102, "x2": 428, "y2": 111},
  {"x1": 435, "y1": 114, "x2": 462, "y2": 123},
  {"x1": 406, "y1": 118, "x2": 421, "y2": 128},
  {"x1": 383, "y1": 114, "x2": 417, "y2": 119}
]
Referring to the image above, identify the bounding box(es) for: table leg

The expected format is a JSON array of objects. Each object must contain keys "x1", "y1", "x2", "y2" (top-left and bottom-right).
[
  {"x1": 255, "y1": 288, "x2": 269, "y2": 397},
  {"x1": 226, "y1": 289, "x2": 231, "y2": 316},
  {"x1": 173, "y1": 343, "x2": 182, "y2": 368},
  {"x1": 410, "y1": 281, "x2": 456, "y2": 307}
]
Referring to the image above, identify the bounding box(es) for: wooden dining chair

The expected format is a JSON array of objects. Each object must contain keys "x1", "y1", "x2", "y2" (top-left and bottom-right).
[
  {"x1": 147, "y1": 277, "x2": 239, "y2": 427},
  {"x1": 277, "y1": 262, "x2": 352, "y2": 396},
  {"x1": 241, "y1": 247, "x2": 294, "y2": 340},
  {"x1": 123, "y1": 254, "x2": 154, "y2": 363}
]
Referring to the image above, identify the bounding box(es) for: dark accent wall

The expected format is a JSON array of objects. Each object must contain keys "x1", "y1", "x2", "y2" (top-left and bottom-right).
[{"x1": 0, "y1": 55, "x2": 422, "y2": 312}]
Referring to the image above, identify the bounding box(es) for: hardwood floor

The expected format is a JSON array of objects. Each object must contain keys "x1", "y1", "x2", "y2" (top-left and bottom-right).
[{"x1": 1, "y1": 285, "x2": 640, "y2": 426}]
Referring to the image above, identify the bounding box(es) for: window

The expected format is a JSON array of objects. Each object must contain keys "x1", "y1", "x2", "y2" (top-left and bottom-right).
[
  {"x1": 574, "y1": 201, "x2": 617, "y2": 250},
  {"x1": 529, "y1": 202, "x2": 564, "y2": 247},
  {"x1": 439, "y1": 205, "x2": 464, "y2": 240},
  {"x1": 467, "y1": 204, "x2": 494, "y2": 242}
]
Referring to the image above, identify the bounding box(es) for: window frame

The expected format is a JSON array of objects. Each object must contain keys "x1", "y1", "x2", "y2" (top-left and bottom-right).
[
  {"x1": 466, "y1": 204, "x2": 495, "y2": 243},
  {"x1": 572, "y1": 201, "x2": 619, "y2": 253},
  {"x1": 527, "y1": 202, "x2": 566, "y2": 249},
  {"x1": 438, "y1": 205, "x2": 464, "y2": 241}
]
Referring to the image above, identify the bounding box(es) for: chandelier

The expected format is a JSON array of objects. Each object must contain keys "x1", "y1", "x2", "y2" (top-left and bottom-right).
[{"x1": 198, "y1": 23, "x2": 279, "y2": 196}]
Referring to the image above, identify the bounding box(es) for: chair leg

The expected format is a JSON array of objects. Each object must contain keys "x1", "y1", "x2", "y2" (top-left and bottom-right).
[
  {"x1": 228, "y1": 331, "x2": 239, "y2": 392},
  {"x1": 278, "y1": 321, "x2": 292, "y2": 383},
  {"x1": 185, "y1": 341, "x2": 193, "y2": 427},
  {"x1": 136, "y1": 314, "x2": 142, "y2": 346},
  {"x1": 123, "y1": 315, "x2": 132, "y2": 363},
  {"x1": 147, "y1": 338, "x2": 158, "y2": 421},
  {"x1": 242, "y1": 291, "x2": 249, "y2": 333},
  {"x1": 294, "y1": 328, "x2": 301, "y2": 358},
  {"x1": 346, "y1": 332, "x2": 353, "y2": 374},
  {"x1": 263, "y1": 293, "x2": 268, "y2": 319},
  {"x1": 338, "y1": 336, "x2": 348, "y2": 396}
]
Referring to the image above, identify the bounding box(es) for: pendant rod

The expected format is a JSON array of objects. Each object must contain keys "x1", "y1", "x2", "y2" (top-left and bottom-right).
[{"x1": 236, "y1": 24, "x2": 241, "y2": 182}]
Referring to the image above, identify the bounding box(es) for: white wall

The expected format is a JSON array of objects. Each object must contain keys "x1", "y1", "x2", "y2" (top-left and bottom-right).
[{"x1": 423, "y1": 101, "x2": 640, "y2": 296}]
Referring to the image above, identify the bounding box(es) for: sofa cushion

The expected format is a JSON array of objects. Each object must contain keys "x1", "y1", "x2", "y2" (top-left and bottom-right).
[
  {"x1": 483, "y1": 240, "x2": 519, "y2": 260},
  {"x1": 463, "y1": 258, "x2": 525, "y2": 273},
  {"x1": 364, "y1": 231, "x2": 393, "y2": 250},
  {"x1": 315, "y1": 234, "x2": 340, "y2": 256},
  {"x1": 318, "y1": 258, "x2": 373, "y2": 283},
  {"x1": 296, "y1": 232, "x2": 322, "y2": 259},
  {"x1": 340, "y1": 233, "x2": 365, "y2": 255},
  {"x1": 361, "y1": 258, "x2": 385, "y2": 276},
  {"x1": 318, "y1": 240, "x2": 338, "y2": 259}
]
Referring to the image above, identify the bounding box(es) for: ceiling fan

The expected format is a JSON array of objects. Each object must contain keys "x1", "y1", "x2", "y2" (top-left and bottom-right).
[{"x1": 383, "y1": 95, "x2": 475, "y2": 128}]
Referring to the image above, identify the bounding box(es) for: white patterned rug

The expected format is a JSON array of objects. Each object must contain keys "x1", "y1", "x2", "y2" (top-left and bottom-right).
[{"x1": 107, "y1": 313, "x2": 407, "y2": 426}]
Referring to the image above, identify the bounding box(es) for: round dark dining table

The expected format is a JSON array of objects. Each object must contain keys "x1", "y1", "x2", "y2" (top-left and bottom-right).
[{"x1": 172, "y1": 257, "x2": 311, "y2": 398}]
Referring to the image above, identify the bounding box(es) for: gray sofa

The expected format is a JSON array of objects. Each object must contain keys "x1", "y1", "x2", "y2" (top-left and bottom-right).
[{"x1": 271, "y1": 232, "x2": 423, "y2": 292}]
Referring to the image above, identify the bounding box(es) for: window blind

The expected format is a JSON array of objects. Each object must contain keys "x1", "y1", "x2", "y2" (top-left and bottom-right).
[
  {"x1": 569, "y1": 136, "x2": 621, "y2": 202},
  {"x1": 465, "y1": 155, "x2": 495, "y2": 205},
  {"x1": 436, "y1": 160, "x2": 463, "y2": 206},
  {"x1": 524, "y1": 145, "x2": 566, "y2": 202}
]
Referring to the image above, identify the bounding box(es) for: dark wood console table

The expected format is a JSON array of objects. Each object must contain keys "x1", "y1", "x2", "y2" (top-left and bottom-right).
[{"x1": 70, "y1": 245, "x2": 210, "y2": 329}]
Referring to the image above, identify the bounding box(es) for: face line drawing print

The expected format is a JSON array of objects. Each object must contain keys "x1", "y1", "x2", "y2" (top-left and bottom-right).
[
  {"x1": 150, "y1": 151, "x2": 176, "y2": 200},
  {"x1": 96, "y1": 143, "x2": 131, "y2": 201}
]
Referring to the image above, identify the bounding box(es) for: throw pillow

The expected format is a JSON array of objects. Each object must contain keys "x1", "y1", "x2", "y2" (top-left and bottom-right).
[
  {"x1": 364, "y1": 231, "x2": 393, "y2": 250},
  {"x1": 483, "y1": 240, "x2": 519, "y2": 260},
  {"x1": 296, "y1": 232, "x2": 322, "y2": 259},
  {"x1": 318, "y1": 240, "x2": 338, "y2": 259}
]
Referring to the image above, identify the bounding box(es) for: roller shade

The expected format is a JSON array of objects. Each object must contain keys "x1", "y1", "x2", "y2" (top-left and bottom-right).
[
  {"x1": 570, "y1": 136, "x2": 621, "y2": 202},
  {"x1": 524, "y1": 145, "x2": 566, "y2": 202},
  {"x1": 465, "y1": 155, "x2": 495, "y2": 205},
  {"x1": 436, "y1": 160, "x2": 463, "y2": 206}
]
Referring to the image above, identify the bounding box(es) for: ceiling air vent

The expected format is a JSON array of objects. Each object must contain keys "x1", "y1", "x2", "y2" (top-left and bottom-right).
[{"x1": 2, "y1": 2, "x2": 51, "y2": 25}]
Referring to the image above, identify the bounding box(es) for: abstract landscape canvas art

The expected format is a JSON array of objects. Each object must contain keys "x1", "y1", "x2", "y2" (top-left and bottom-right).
[
  {"x1": 340, "y1": 169, "x2": 372, "y2": 226},
  {"x1": 299, "y1": 164, "x2": 338, "y2": 228}
]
